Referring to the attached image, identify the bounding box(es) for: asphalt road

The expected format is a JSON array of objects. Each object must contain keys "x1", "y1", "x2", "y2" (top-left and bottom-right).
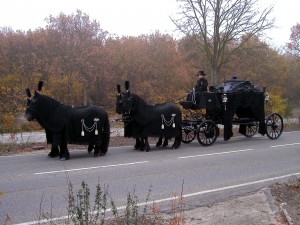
[{"x1": 1, "y1": 131, "x2": 300, "y2": 224}]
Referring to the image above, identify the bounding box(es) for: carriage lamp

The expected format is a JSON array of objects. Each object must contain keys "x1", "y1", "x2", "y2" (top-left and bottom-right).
[
  {"x1": 222, "y1": 94, "x2": 228, "y2": 110},
  {"x1": 264, "y1": 92, "x2": 270, "y2": 108},
  {"x1": 222, "y1": 94, "x2": 228, "y2": 103},
  {"x1": 265, "y1": 92, "x2": 270, "y2": 102}
]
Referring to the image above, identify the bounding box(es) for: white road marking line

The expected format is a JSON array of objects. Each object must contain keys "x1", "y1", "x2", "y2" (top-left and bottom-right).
[
  {"x1": 270, "y1": 143, "x2": 300, "y2": 148},
  {"x1": 181, "y1": 172, "x2": 300, "y2": 198},
  {"x1": 16, "y1": 171, "x2": 300, "y2": 225},
  {"x1": 34, "y1": 161, "x2": 149, "y2": 175},
  {"x1": 179, "y1": 149, "x2": 254, "y2": 159},
  {"x1": 0, "y1": 152, "x2": 46, "y2": 158}
]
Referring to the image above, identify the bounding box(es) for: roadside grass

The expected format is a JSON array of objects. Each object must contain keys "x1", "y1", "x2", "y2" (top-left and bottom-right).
[
  {"x1": 34, "y1": 180, "x2": 187, "y2": 225},
  {"x1": 0, "y1": 192, "x2": 11, "y2": 225}
]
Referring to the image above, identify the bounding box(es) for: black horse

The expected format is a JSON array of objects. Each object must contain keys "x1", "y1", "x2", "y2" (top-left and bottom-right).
[
  {"x1": 116, "y1": 81, "x2": 181, "y2": 151},
  {"x1": 25, "y1": 81, "x2": 110, "y2": 160},
  {"x1": 116, "y1": 85, "x2": 169, "y2": 150}
]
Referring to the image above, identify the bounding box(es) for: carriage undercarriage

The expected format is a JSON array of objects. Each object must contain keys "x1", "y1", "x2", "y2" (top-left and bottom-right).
[{"x1": 181, "y1": 111, "x2": 283, "y2": 146}]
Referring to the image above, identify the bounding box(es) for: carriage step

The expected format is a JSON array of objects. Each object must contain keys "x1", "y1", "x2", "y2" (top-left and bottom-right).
[{"x1": 232, "y1": 118, "x2": 257, "y2": 124}]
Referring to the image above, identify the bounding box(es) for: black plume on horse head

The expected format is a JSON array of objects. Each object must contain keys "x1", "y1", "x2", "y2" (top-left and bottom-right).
[
  {"x1": 25, "y1": 81, "x2": 110, "y2": 160},
  {"x1": 38, "y1": 81, "x2": 44, "y2": 92},
  {"x1": 25, "y1": 80, "x2": 44, "y2": 98},
  {"x1": 117, "y1": 84, "x2": 121, "y2": 95},
  {"x1": 125, "y1": 81, "x2": 129, "y2": 90},
  {"x1": 26, "y1": 88, "x2": 31, "y2": 98},
  {"x1": 125, "y1": 80, "x2": 130, "y2": 93}
]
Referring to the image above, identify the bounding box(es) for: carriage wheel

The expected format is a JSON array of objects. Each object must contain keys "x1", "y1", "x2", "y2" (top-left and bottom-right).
[
  {"x1": 182, "y1": 125, "x2": 196, "y2": 143},
  {"x1": 265, "y1": 113, "x2": 283, "y2": 140},
  {"x1": 197, "y1": 120, "x2": 218, "y2": 146},
  {"x1": 244, "y1": 122, "x2": 258, "y2": 137}
]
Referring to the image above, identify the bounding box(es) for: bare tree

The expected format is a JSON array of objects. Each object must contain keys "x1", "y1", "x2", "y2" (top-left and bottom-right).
[
  {"x1": 287, "y1": 23, "x2": 300, "y2": 58},
  {"x1": 171, "y1": 0, "x2": 274, "y2": 85}
]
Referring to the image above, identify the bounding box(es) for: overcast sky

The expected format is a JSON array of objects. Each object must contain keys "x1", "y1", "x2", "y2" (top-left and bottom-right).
[{"x1": 1, "y1": 0, "x2": 300, "y2": 47}]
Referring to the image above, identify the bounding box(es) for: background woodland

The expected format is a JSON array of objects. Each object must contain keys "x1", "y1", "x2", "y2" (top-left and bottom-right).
[{"x1": 1, "y1": 10, "x2": 300, "y2": 133}]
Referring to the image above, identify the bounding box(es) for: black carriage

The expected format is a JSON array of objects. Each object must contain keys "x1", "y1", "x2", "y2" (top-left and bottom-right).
[{"x1": 179, "y1": 78, "x2": 284, "y2": 146}]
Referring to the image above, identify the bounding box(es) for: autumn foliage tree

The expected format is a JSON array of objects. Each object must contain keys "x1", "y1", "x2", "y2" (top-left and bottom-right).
[
  {"x1": 287, "y1": 23, "x2": 300, "y2": 57},
  {"x1": 285, "y1": 23, "x2": 300, "y2": 108}
]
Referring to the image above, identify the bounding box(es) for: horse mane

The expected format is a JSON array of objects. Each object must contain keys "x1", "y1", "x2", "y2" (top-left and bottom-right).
[
  {"x1": 130, "y1": 93, "x2": 153, "y2": 126},
  {"x1": 35, "y1": 93, "x2": 68, "y2": 133}
]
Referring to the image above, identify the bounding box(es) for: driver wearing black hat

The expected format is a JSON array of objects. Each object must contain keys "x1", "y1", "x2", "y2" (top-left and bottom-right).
[{"x1": 195, "y1": 71, "x2": 208, "y2": 92}]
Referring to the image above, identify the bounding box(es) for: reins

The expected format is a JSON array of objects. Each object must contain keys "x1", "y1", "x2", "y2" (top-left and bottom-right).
[
  {"x1": 152, "y1": 94, "x2": 187, "y2": 105},
  {"x1": 109, "y1": 116, "x2": 135, "y2": 136}
]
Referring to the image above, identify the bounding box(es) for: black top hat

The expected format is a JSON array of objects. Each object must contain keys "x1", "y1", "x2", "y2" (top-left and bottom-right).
[{"x1": 197, "y1": 71, "x2": 206, "y2": 76}]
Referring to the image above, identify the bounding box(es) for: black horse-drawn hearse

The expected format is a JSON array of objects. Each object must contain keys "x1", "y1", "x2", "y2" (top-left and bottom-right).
[
  {"x1": 179, "y1": 78, "x2": 283, "y2": 146},
  {"x1": 25, "y1": 78, "x2": 283, "y2": 159}
]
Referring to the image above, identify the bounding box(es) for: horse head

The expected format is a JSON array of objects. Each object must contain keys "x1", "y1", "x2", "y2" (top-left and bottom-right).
[
  {"x1": 122, "y1": 81, "x2": 136, "y2": 115},
  {"x1": 25, "y1": 81, "x2": 44, "y2": 121}
]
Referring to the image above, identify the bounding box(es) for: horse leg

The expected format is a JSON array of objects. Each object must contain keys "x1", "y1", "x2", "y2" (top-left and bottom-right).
[
  {"x1": 162, "y1": 138, "x2": 169, "y2": 147},
  {"x1": 143, "y1": 137, "x2": 150, "y2": 152},
  {"x1": 88, "y1": 144, "x2": 94, "y2": 153},
  {"x1": 59, "y1": 143, "x2": 70, "y2": 160},
  {"x1": 156, "y1": 136, "x2": 163, "y2": 147},
  {"x1": 172, "y1": 135, "x2": 182, "y2": 149},
  {"x1": 94, "y1": 145, "x2": 101, "y2": 157},
  {"x1": 134, "y1": 138, "x2": 142, "y2": 150},
  {"x1": 48, "y1": 145, "x2": 59, "y2": 158}
]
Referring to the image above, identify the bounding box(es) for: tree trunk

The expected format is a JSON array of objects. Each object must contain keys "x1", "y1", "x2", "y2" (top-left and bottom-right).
[
  {"x1": 68, "y1": 71, "x2": 72, "y2": 104},
  {"x1": 83, "y1": 83, "x2": 87, "y2": 106},
  {"x1": 210, "y1": 66, "x2": 218, "y2": 86}
]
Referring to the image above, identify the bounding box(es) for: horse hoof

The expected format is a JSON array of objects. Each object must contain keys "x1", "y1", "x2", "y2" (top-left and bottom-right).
[
  {"x1": 48, "y1": 153, "x2": 59, "y2": 158},
  {"x1": 60, "y1": 156, "x2": 69, "y2": 161},
  {"x1": 171, "y1": 145, "x2": 177, "y2": 149}
]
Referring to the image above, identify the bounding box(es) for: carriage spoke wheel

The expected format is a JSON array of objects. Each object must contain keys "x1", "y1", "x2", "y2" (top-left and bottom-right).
[
  {"x1": 265, "y1": 113, "x2": 283, "y2": 140},
  {"x1": 197, "y1": 120, "x2": 217, "y2": 146},
  {"x1": 245, "y1": 122, "x2": 258, "y2": 137},
  {"x1": 182, "y1": 125, "x2": 196, "y2": 143}
]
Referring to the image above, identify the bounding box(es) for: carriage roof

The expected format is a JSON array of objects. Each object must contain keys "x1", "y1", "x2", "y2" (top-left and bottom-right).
[{"x1": 216, "y1": 79, "x2": 263, "y2": 94}]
